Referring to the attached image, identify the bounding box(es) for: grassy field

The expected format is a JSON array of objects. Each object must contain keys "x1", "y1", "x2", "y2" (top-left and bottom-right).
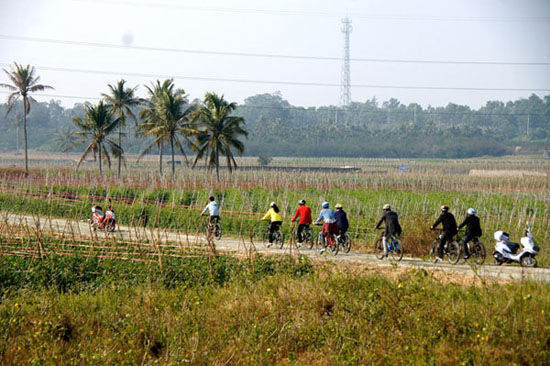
[
  {"x1": 1, "y1": 154, "x2": 549, "y2": 364},
  {"x1": 0, "y1": 254, "x2": 549, "y2": 364}
]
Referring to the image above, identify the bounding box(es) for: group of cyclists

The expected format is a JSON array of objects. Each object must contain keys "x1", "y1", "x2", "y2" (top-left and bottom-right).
[{"x1": 199, "y1": 196, "x2": 483, "y2": 259}]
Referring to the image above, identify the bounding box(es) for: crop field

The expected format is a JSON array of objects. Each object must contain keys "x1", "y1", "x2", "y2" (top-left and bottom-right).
[{"x1": 1, "y1": 154, "x2": 549, "y2": 364}]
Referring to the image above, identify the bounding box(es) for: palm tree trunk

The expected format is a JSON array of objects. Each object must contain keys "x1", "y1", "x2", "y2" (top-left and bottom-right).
[
  {"x1": 98, "y1": 143, "x2": 103, "y2": 175},
  {"x1": 23, "y1": 97, "x2": 28, "y2": 172},
  {"x1": 117, "y1": 124, "x2": 122, "y2": 178},
  {"x1": 159, "y1": 141, "x2": 163, "y2": 175},
  {"x1": 215, "y1": 144, "x2": 220, "y2": 182},
  {"x1": 170, "y1": 137, "x2": 175, "y2": 177}
]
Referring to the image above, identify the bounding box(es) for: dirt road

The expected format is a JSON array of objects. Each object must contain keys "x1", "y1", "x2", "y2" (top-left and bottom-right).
[{"x1": 3, "y1": 213, "x2": 549, "y2": 283}]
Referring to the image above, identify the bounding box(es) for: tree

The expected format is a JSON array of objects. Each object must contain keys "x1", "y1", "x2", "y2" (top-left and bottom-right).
[
  {"x1": 102, "y1": 79, "x2": 142, "y2": 178},
  {"x1": 0, "y1": 62, "x2": 53, "y2": 171},
  {"x1": 137, "y1": 79, "x2": 196, "y2": 176},
  {"x1": 192, "y1": 92, "x2": 248, "y2": 181},
  {"x1": 54, "y1": 126, "x2": 76, "y2": 155},
  {"x1": 67, "y1": 101, "x2": 122, "y2": 174}
]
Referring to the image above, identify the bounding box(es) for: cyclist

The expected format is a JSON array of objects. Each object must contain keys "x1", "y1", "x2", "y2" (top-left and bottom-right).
[
  {"x1": 201, "y1": 196, "x2": 220, "y2": 226},
  {"x1": 458, "y1": 208, "x2": 482, "y2": 259},
  {"x1": 430, "y1": 205, "x2": 458, "y2": 262},
  {"x1": 262, "y1": 202, "x2": 283, "y2": 247},
  {"x1": 314, "y1": 202, "x2": 338, "y2": 253},
  {"x1": 91, "y1": 205, "x2": 105, "y2": 225},
  {"x1": 375, "y1": 204, "x2": 402, "y2": 257},
  {"x1": 334, "y1": 203, "x2": 349, "y2": 238},
  {"x1": 291, "y1": 199, "x2": 312, "y2": 247}
]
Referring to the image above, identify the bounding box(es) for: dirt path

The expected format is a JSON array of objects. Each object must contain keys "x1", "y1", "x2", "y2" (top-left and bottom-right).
[{"x1": 3, "y1": 213, "x2": 549, "y2": 283}]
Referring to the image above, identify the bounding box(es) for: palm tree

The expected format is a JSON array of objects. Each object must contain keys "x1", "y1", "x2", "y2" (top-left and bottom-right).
[
  {"x1": 192, "y1": 92, "x2": 248, "y2": 181},
  {"x1": 101, "y1": 79, "x2": 142, "y2": 178},
  {"x1": 66, "y1": 101, "x2": 122, "y2": 174},
  {"x1": 54, "y1": 126, "x2": 76, "y2": 155},
  {"x1": 0, "y1": 62, "x2": 53, "y2": 171},
  {"x1": 137, "y1": 79, "x2": 196, "y2": 176}
]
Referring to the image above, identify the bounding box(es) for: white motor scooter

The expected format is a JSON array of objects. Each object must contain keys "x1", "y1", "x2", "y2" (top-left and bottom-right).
[{"x1": 493, "y1": 223, "x2": 539, "y2": 267}]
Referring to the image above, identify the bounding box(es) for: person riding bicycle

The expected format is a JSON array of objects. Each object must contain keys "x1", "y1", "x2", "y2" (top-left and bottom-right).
[
  {"x1": 201, "y1": 196, "x2": 220, "y2": 225},
  {"x1": 91, "y1": 205, "x2": 105, "y2": 225},
  {"x1": 430, "y1": 205, "x2": 458, "y2": 262},
  {"x1": 262, "y1": 202, "x2": 283, "y2": 247},
  {"x1": 458, "y1": 208, "x2": 482, "y2": 259},
  {"x1": 375, "y1": 204, "x2": 402, "y2": 257},
  {"x1": 291, "y1": 199, "x2": 312, "y2": 247},
  {"x1": 334, "y1": 203, "x2": 349, "y2": 238},
  {"x1": 314, "y1": 202, "x2": 338, "y2": 253}
]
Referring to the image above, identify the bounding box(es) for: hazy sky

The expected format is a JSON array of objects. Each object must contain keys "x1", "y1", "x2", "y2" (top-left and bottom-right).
[{"x1": 0, "y1": 0, "x2": 549, "y2": 108}]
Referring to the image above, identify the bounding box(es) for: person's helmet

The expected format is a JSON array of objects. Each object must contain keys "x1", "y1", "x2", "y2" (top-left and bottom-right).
[
  {"x1": 322, "y1": 202, "x2": 329, "y2": 208},
  {"x1": 441, "y1": 205, "x2": 449, "y2": 212},
  {"x1": 298, "y1": 200, "x2": 306, "y2": 205},
  {"x1": 335, "y1": 203, "x2": 343, "y2": 209},
  {"x1": 91, "y1": 206, "x2": 97, "y2": 213},
  {"x1": 467, "y1": 208, "x2": 477, "y2": 215},
  {"x1": 383, "y1": 204, "x2": 391, "y2": 210},
  {"x1": 270, "y1": 201, "x2": 276, "y2": 207}
]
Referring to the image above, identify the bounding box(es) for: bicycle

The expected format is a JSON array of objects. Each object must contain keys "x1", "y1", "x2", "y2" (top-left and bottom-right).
[
  {"x1": 374, "y1": 230, "x2": 403, "y2": 261},
  {"x1": 457, "y1": 231, "x2": 486, "y2": 265},
  {"x1": 291, "y1": 223, "x2": 314, "y2": 249},
  {"x1": 429, "y1": 229, "x2": 460, "y2": 264},
  {"x1": 336, "y1": 231, "x2": 352, "y2": 253},
  {"x1": 315, "y1": 224, "x2": 339, "y2": 255},
  {"x1": 261, "y1": 224, "x2": 284, "y2": 249},
  {"x1": 202, "y1": 216, "x2": 222, "y2": 240}
]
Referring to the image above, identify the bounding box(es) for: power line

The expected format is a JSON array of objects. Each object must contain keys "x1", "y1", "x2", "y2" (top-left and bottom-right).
[
  {"x1": 2, "y1": 34, "x2": 549, "y2": 66},
  {"x1": 0, "y1": 90, "x2": 547, "y2": 117},
  {"x1": 72, "y1": 0, "x2": 550, "y2": 22},
  {"x1": 1, "y1": 63, "x2": 548, "y2": 92}
]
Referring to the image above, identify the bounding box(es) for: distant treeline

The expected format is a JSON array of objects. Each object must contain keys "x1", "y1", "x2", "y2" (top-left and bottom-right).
[{"x1": 0, "y1": 93, "x2": 548, "y2": 158}]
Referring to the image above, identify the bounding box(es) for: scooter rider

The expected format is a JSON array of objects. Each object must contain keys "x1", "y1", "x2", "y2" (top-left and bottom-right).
[
  {"x1": 375, "y1": 204, "x2": 402, "y2": 256},
  {"x1": 458, "y1": 208, "x2": 482, "y2": 259},
  {"x1": 291, "y1": 199, "x2": 312, "y2": 247},
  {"x1": 430, "y1": 205, "x2": 458, "y2": 261}
]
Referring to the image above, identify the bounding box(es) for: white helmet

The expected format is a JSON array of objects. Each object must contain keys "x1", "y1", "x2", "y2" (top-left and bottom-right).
[
  {"x1": 270, "y1": 201, "x2": 276, "y2": 207},
  {"x1": 91, "y1": 206, "x2": 96, "y2": 213},
  {"x1": 467, "y1": 208, "x2": 477, "y2": 215},
  {"x1": 298, "y1": 200, "x2": 306, "y2": 205},
  {"x1": 383, "y1": 204, "x2": 391, "y2": 210}
]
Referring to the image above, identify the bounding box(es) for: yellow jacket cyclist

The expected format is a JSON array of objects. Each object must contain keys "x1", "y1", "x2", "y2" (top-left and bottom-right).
[{"x1": 262, "y1": 202, "x2": 283, "y2": 246}]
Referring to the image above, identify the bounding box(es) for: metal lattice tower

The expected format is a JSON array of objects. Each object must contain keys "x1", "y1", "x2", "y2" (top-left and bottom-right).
[{"x1": 340, "y1": 17, "x2": 352, "y2": 106}]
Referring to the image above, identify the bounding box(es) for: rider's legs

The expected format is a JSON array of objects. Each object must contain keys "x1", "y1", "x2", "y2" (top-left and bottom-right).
[
  {"x1": 269, "y1": 221, "x2": 282, "y2": 243},
  {"x1": 297, "y1": 224, "x2": 306, "y2": 243},
  {"x1": 438, "y1": 233, "x2": 452, "y2": 258},
  {"x1": 460, "y1": 234, "x2": 474, "y2": 257}
]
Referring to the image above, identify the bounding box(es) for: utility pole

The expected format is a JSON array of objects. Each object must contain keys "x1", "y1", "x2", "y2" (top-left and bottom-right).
[{"x1": 339, "y1": 17, "x2": 352, "y2": 107}]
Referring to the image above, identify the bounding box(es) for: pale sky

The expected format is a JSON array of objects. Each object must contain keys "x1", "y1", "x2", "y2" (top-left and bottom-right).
[{"x1": 0, "y1": 0, "x2": 549, "y2": 108}]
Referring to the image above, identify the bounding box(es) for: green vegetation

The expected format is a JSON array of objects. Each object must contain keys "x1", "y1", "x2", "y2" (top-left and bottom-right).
[
  {"x1": 0, "y1": 254, "x2": 549, "y2": 364},
  {"x1": 1, "y1": 92, "x2": 548, "y2": 159}
]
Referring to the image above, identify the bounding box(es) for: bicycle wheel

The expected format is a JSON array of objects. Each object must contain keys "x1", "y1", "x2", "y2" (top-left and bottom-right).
[
  {"x1": 214, "y1": 223, "x2": 222, "y2": 240},
  {"x1": 389, "y1": 237, "x2": 403, "y2": 261},
  {"x1": 341, "y1": 233, "x2": 352, "y2": 253},
  {"x1": 429, "y1": 240, "x2": 438, "y2": 260},
  {"x1": 277, "y1": 231, "x2": 285, "y2": 249},
  {"x1": 262, "y1": 229, "x2": 271, "y2": 248},
  {"x1": 305, "y1": 229, "x2": 314, "y2": 249},
  {"x1": 316, "y1": 232, "x2": 324, "y2": 250},
  {"x1": 472, "y1": 241, "x2": 486, "y2": 265},
  {"x1": 374, "y1": 238, "x2": 385, "y2": 260},
  {"x1": 328, "y1": 236, "x2": 339, "y2": 255},
  {"x1": 447, "y1": 241, "x2": 461, "y2": 264}
]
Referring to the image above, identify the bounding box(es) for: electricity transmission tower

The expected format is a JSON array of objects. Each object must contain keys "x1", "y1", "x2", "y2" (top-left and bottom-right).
[{"x1": 340, "y1": 17, "x2": 352, "y2": 106}]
